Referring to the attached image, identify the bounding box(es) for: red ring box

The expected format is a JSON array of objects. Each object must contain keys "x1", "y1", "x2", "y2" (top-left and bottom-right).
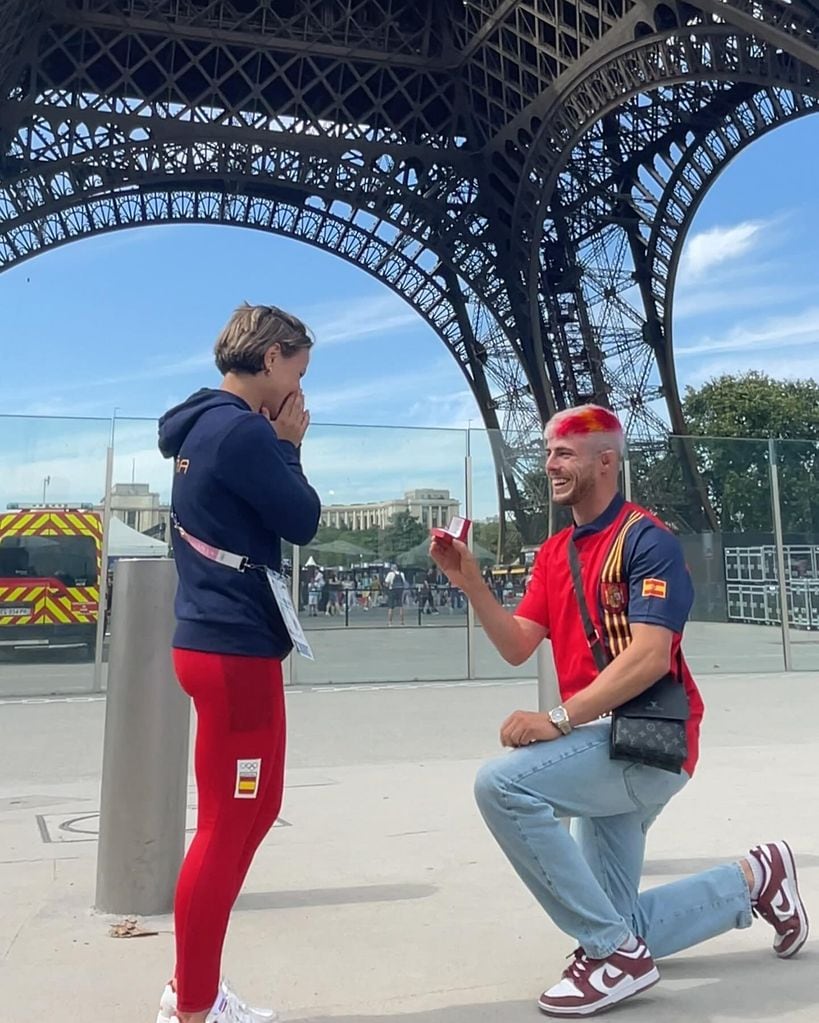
[{"x1": 430, "y1": 516, "x2": 471, "y2": 545}]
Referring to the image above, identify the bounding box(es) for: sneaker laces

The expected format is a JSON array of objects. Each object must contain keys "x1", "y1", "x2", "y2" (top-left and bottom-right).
[{"x1": 563, "y1": 948, "x2": 592, "y2": 982}]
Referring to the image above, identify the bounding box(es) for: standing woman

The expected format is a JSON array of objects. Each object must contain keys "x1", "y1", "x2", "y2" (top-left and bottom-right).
[{"x1": 155, "y1": 303, "x2": 321, "y2": 1023}]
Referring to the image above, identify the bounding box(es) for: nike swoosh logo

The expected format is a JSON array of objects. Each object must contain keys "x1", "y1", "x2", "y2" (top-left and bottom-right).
[
  {"x1": 589, "y1": 964, "x2": 627, "y2": 993},
  {"x1": 602, "y1": 967, "x2": 626, "y2": 991},
  {"x1": 772, "y1": 880, "x2": 796, "y2": 920}
]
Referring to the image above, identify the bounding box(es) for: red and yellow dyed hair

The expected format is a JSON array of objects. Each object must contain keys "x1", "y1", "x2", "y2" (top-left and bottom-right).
[{"x1": 546, "y1": 404, "x2": 625, "y2": 453}]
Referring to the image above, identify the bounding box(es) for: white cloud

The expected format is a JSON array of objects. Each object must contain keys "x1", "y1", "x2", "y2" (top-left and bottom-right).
[
  {"x1": 144, "y1": 294, "x2": 422, "y2": 380},
  {"x1": 308, "y1": 294, "x2": 421, "y2": 346},
  {"x1": 0, "y1": 424, "x2": 114, "y2": 509},
  {"x1": 676, "y1": 305, "x2": 819, "y2": 357},
  {"x1": 307, "y1": 363, "x2": 454, "y2": 418},
  {"x1": 0, "y1": 294, "x2": 425, "y2": 414},
  {"x1": 0, "y1": 414, "x2": 174, "y2": 509},
  {"x1": 681, "y1": 350, "x2": 819, "y2": 389},
  {"x1": 678, "y1": 220, "x2": 766, "y2": 281},
  {"x1": 405, "y1": 389, "x2": 481, "y2": 430},
  {"x1": 673, "y1": 281, "x2": 812, "y2": 321}
]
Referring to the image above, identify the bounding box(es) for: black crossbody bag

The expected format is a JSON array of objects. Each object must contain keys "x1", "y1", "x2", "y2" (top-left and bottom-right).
[{"x1": 567, "y1": 538, "x2": 689, "y2": 774}]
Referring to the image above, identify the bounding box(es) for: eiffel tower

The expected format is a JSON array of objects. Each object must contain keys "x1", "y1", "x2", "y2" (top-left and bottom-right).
[{"x1": 1, "y1": 2, "x2": 817, "y2": 537}]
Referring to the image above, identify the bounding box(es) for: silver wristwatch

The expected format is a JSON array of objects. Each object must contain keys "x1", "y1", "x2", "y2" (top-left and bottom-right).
[{"x1": 547, "y1": 705, "x2": 572, "y2": 735}]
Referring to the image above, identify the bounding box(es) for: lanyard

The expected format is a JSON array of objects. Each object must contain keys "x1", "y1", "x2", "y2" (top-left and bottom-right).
[{"x1": 172, "y1": 513, "x2": 261, "y2": 573}]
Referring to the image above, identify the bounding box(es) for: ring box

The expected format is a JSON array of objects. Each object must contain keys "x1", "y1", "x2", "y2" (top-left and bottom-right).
[{"x1": 430, "y1": 516, "x2": 471, "y2": 545}]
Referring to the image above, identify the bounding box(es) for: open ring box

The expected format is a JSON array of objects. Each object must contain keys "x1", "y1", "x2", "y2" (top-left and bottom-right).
[{"x1": 430, "y1": 515, "x2": 472, "y2": 546}]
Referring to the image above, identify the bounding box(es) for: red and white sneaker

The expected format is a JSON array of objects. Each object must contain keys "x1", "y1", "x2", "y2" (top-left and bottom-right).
[
  {"x1": 749, "y1": 841, "x2": 810, "y2": 958},
  {"x1": 537, "y1": 937, "x2": 659, "y2": 1017}
]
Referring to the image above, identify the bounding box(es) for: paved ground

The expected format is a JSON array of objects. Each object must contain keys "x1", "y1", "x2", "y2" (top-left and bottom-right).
[
  {"x1": 0, "y1": 673, "x2": 817, "y2": 1023},
  {"x1": 1, "y1": 618, "x2": 817, "y2": 698}
]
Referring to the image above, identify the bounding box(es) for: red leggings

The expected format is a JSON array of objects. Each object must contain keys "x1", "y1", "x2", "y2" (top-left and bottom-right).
[{"x1": 172, "y1": 649, "x2": 286, "y2": 1013}]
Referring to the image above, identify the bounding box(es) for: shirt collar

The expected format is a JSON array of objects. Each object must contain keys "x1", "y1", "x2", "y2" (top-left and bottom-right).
[{"x1": 572, "y1": 493, "x2": 625, "y2": 540}]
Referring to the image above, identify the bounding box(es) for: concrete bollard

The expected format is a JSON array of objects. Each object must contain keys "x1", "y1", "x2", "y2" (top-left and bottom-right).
[
  {"x1": 95, "y1": 558, "x2": 190, "y2": 916},
  {"x1": 536, "y1": 642, "x2": 560, "y2": 713}
]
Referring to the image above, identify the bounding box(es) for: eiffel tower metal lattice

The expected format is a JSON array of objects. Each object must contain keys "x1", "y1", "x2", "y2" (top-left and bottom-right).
[{"x1": 1, "y1": 1, "x2": 817, "y2": 538}]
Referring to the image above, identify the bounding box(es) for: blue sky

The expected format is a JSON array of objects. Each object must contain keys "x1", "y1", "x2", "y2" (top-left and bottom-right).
[
  {"x1": 0, "y1": 115, "x2": 816, "y2": 514},
  {"x1": 672, "y1": 116, "x2": 819, "y2": 389}
]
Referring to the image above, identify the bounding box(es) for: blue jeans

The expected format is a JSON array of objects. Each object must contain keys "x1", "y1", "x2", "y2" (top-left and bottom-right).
[{"x1": 474, "y1": 721, "x2": 752, "y2": 960}]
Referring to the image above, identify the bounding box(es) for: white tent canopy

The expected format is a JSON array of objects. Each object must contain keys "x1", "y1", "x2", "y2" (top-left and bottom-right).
[{"x1": 107, "y1": 516, "x2": 168, "y2": 559}]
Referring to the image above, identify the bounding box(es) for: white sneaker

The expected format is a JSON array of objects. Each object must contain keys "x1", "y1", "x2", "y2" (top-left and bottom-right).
[
  {"x1": 220, "y1": 979, "x2": 278, "y2": 1022},
  {"x1": 156, "y1": 983, "x2": 176, "y2": 1023},
  {"x1": 155, "y1": 980, "x2": 277, "y2": 1022}
]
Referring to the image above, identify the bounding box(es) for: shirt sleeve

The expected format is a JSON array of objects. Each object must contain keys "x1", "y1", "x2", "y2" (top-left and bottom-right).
[
  {"x1": 625, "y1": 523, "x2": 693, "y2": 633},
  {"x1": 215, "y1": 415, "x2": 322, "y2": 546},
  {"x1": 514, "y1": 543, "x2": 550, "y2": 634}
]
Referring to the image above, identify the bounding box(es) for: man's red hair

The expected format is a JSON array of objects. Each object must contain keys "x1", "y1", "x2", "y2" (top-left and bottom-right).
[{"x1": 546, "y1": 404, "x2": 625, "y2": 452}]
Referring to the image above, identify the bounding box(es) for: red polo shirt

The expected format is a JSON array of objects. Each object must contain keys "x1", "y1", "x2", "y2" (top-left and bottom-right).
[{"x1": 516, "y1": 495, "x2": 704, "y2": 776}]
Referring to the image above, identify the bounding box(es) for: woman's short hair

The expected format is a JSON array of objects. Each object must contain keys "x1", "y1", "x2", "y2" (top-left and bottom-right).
[{"x1": 214, "y1": 302, "x2": 313, "y2": 375}]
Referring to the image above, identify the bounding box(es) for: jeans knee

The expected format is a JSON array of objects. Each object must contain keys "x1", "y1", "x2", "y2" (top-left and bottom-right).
[{"x1": 474, "y1": 758, "x2": 510, "y2": 818}]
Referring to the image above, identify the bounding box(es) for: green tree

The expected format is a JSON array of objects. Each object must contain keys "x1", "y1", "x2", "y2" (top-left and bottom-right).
[
  {"x1": 472, "y1": 516, "x2": 523, "y2": 563},
  {"x1": 381, "y1": 510, "x2": 427, "y2": 560},
  {"x1": 632, "y1": 372, "x2": 819, "y2": 533}
]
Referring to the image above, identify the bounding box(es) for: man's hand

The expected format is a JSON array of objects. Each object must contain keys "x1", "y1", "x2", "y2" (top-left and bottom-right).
[
  {"x1": 263, "y1": 391, "x2": 309, "y2": 447},
  {"x1": 429, "y1": 538, "x2": 483, "y2": 591},
  {"x1": 500, "y1": 710, "x2": 561, "y2": 748}
]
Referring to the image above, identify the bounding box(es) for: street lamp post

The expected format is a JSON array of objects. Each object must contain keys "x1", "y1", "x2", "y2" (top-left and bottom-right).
[{"x1": 42, "y1": 475, "x2": 51, "y2": 504}]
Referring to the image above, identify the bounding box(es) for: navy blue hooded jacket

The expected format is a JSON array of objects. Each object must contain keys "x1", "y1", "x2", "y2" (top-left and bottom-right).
[{"x1": 158, "y1": 389, "x2": 321, "y2": 658}]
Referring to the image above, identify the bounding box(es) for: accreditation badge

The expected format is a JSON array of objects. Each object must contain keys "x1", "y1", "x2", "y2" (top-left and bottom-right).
[{"x1": 265, "y1": 569, "x2": 315, "y2": 660}]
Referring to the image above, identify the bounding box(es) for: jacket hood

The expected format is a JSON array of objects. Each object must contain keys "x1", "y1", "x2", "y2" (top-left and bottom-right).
[{"x1": 158, "y1": 389, "x2": 250, "y2": 458}]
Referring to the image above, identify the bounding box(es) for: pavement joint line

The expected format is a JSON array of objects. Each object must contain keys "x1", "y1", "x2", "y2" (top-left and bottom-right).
[{"x1": 0, "y1": 679, "x2": 536, "y2": 705}]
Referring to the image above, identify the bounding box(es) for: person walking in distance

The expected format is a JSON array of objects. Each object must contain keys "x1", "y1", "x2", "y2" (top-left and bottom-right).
[
  {"x1": 430, "y1": 404, "x2": 809, "y2": 1018},
  {"x1": 385, "y1": 564, "x2": 406, "y2": 626},
  {"x1": 155, "y1": 303, "x2": 321, "y2": 1023}
]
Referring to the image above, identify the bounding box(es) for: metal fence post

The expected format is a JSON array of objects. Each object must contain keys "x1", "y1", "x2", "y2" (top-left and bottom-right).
[
  {"x1": 538, "y1": 472, "x2": 559, "y2": 712},
  {"x1": 541, "y1": 471, "x2": 570, "y2": 832},
  {"x1": 92, "y1": 444, "x2": 114, "y2": 693},
  {"x1": 289, "y1": 545, "x2": 300, "y2": 685},
  {"x1": 95, "y1": 558, "x2": 190, "y2": 916},
  {"x1": 537, "y1": 643, "x2": 560, "y2": 712},
  {"x1": 465, "y1": 430, "x2": 475, "y2": 679},
  {"x1": 623, "y1": 445, "x2": 633, "y2": 502},
  {"x1": 768, "y1": 438, "x2": 793, "y2": 670}
]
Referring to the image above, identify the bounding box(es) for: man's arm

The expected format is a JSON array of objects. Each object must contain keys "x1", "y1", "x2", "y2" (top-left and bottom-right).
[
  {"x1": 467, "y1": 580, "x2": 548, "y2": 665},
  {"x1": 429, "y1": 538, "x2": 547, "y2": 664},
  {"x1": 562, "y1": 621, "x2": 672, "y2": 725}
]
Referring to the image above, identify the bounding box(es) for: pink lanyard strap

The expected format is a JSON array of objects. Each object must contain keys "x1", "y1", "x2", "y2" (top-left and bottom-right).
[{"x1": 173, "y1": 514, "x2": 257, "y2": 573}]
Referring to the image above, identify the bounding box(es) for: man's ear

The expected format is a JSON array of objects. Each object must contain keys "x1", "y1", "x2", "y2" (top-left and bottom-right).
[{"x1": 600, "y1": 449, "x2": 617, "y2": 473}]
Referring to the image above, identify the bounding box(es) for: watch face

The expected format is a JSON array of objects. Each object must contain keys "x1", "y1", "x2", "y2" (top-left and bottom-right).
[{"x1": 551, "y1": 708, "x2": 567, "y2": 723}]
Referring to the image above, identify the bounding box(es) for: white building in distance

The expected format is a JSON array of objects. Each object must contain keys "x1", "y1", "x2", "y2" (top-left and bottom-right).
[
  {"x1": 321, "y1": 489, "x2": 460, "y2": 532},
  {"x1": 98, "y1": 483, "x2": 170, "y2": 540}
]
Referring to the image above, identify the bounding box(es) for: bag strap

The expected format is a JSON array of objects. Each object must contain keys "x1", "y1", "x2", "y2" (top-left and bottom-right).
[{"x1": 567, "y1": 538, "x2": 610, "y2": 673}]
